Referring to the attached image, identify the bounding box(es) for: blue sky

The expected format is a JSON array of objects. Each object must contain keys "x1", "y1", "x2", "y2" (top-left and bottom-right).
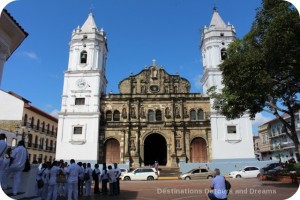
[{"x1": 2, "y1": 0, "x2": 273, "y2": 133}]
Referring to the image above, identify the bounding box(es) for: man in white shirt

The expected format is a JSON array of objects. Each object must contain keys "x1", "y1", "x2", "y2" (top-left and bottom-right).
[
  {"x1": 65, "y1": 159, "x2": 81, "y2": 200},
  {"x1": 107, "y1": 165, "x2": 117, "y2": 196},
  {"x1": 114, "y1": 163, "x2": 121, "y2": 195},
  {"x1": 0, "y1": 133, "x2": 7, "y2": 184},
  {"x1": 2, "y1": 140, "x2": 27, "y2": 196}
]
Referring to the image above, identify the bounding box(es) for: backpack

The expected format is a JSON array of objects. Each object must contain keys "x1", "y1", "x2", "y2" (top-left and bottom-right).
[
  {"x1": 92, "y1": 169, "x2": 98, "y2": 180},
  {"x1": 225, "y1": 179, "x2": 231, "y2": 195},
  {"x1": 84, "y1": 172, "x2": 90, "y2": 181}
]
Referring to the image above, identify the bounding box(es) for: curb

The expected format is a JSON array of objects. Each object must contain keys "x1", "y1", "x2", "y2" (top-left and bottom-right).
[{"x1": 158, "y1": 177, "x2": 179, "y2": 180}]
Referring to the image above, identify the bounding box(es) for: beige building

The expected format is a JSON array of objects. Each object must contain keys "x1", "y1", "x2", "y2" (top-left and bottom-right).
[
  {"x1": 99, "y1": 64, "x2": 211, "y2": 167},
  {"x1": 0, "y1": 91, "x2": 57, "y2": 163}
]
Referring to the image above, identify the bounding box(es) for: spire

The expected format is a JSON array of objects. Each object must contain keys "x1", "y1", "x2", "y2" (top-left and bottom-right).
[
  {"x1": 209, "y1": 9, "x2": 226, "y2": 28},
  {"x1": 81, "y1": 13, "x2": 97, "y2": 32}
]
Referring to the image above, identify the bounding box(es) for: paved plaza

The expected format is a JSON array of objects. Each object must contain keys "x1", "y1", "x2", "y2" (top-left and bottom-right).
[{"x1": 78, "y1": 179, "x2": 299, "y2": 200}]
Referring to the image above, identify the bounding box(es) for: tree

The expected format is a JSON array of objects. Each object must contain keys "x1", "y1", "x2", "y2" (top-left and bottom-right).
[{"x1": 208, "y1": 0, "x2": 300, "y2": 161}]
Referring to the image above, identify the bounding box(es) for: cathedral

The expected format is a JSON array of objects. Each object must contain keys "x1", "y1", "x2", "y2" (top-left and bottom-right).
[{"x1": 56, "y1": 10, "x2": 255, "y2": 167}]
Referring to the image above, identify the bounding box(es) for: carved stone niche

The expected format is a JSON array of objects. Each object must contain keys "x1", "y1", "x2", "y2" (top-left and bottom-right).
[{"x1": 165, "y1": 107, "x2": 171, "y2": 118}]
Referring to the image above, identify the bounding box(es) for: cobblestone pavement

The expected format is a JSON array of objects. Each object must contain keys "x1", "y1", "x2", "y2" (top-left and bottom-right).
[{"x1": 78, "y1": 178, "x2": 299, "y2": 200}]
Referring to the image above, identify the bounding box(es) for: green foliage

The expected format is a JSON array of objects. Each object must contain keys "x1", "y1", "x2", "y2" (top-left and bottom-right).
[
  {"x1": 210, "y1": 0, "x2": 300, "y2": 152},
  {"x1": 287, "y1": 164, "x2": 300, "y2": 175}
]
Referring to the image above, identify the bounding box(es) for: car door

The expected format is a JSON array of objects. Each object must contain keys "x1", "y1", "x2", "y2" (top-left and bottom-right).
[
  {"x1": 243, "y1": 167, "x2": 251, "y2": 178},
  {"x1": 133, "y1": 169, "x2": 142, "y2": 180},
  {"x1": 191, "y1": 169, "x2": 200, "y2": 179},
  {"x1": 200, "y1": 169, "x2": 209, "y2": 179}
]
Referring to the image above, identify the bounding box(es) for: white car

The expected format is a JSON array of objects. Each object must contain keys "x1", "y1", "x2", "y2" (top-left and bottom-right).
[
  {"x1": 120, "y1": 168, "x2": 129, "y2": 176},
  {"x1": 229, "y1": 166, "x2": 260, "y2": 178},
  {"x1": 121, "y1": 168, "x2": 158, "y2": 181}
]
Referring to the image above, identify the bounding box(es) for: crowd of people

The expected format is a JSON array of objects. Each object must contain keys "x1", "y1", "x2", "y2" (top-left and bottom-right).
[{"x1": 0, "y1": 134, "x2": 122, "y2": 200}]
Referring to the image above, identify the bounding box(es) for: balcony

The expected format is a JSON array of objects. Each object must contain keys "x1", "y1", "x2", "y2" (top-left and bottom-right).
[{"x1": 281, "y1": 142, "x2": 295, "y2": 149}]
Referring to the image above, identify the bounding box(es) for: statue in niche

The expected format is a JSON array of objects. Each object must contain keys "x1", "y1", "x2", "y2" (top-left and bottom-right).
[
  {"x1": 165, "y1": 107, "x2": 170, "y2": 117},
  {"x1": 122, "y1": 107, "x2": 127, "y2": 119},
  {"x1": 152, "y1": 68, "x2": 158, "y2": 78},
  {"x1": 183, "y1": 107, "x2": 188, "y2": 117},
  {"x1": 130, "y1": 139, "x2": 136, "y2": 151},
  {"x1": 131, "y1": 107, "x2": 136, "y2": 118},
  {"x1": 175, "y1": 106, "x2": 180, "y2": 117},
  {"x1": 141, "y1": 85, "x2": 146, "y2": 94},
  {"x1": 140, "y1": 106, "x2": 145, "y2": 118},
  {"x1": 164, "y1": 86, "x2": 169, "y2": 93}
]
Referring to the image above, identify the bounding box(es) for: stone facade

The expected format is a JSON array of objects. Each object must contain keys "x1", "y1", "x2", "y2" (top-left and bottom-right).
[{"x1": 99, "y1": 65, "x2": 211, "y2": 167}]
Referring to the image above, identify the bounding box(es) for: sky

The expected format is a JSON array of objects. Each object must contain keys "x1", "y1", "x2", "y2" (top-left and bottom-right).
[{"x1": 1, "y1": 0, "x2": 275, "y2": 133}]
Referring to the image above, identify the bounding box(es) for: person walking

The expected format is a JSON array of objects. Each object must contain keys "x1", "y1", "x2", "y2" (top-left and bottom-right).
[
  {"x1": 65, "y1": 159, "x2": 81, "y2": 200},
  {"x1": 2, "y1": 140, "x2": 27, "y2": 196}
]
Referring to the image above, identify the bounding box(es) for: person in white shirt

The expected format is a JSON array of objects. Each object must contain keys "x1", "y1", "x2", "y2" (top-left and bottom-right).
[
  {"x1": 77, "y1": 162, "x2": 84, "y2": 196},
  {"x1": 84, "y1": 163, "x2": 93, "y2": 196},
  {"x1": 101, "y1": 164, "x2": 108, "y2": 195},
  {"x1": 114, "y1": 163, "x2": 121, "y2": 195},
  {"x1": 0, "y1": 147, "x2": 11, "y2": 189},
  {"x1": 107, "y1": 165, "x2": 117, "y2": 196},
  {"x1": 41, "y1": 162, "x2": 50, "y2": 200},
  {"x1": 2, "y1": 140, "x2": 27, "y2": 196},
  {"x1": 46, "y1": 161, "x2": 61, "y2": 200},
  {"x1": 65, "y1": 159, "x2": 81, "y2": 200},
  {"x1": 0, "y1": 133, "x2": 7, "y2": 185}
]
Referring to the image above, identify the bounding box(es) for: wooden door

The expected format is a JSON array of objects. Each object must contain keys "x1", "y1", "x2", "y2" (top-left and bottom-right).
[
  {"x1": 105, "y1": 139, "x2": 120, "y2": 163},
  {"x1": 190, "y1": 137, "x2": 207, "y2": 162}
]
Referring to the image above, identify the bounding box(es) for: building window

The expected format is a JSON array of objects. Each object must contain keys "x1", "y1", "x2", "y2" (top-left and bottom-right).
[
  {"x1": 35, "y1": 136, "x2": 38, "y2": 148},
  {"x1": 47, "y1": 124, "x2": 50, "y2": 134},
  {"x1": 28, "y1": 134, "x2": 32, "y2": 147},
  {"x1": 31, "y1": 117, "x2": 34, "y2": 128},
  {"x1": 80, "y1": 50, "x2": 87, "y2": 64},
  {"x1": 190, "y1": 110, "x2": 196, "y2": 120},
  {"x1": 74, "y1": 127, "x2": 83, "y2": 135},
  {"x1": 37, "y1": 119, "x2": 40, "y2": 130},
  {"x1": 106, "y1": 111, "x2": 112, "y2": 121},
  {"x1": 42, "y1": 122, "x2": 45, "y2": 132},
  {"x1": 12, "y1": 138, "x2": 17, "y2": 147},
  {"x1": 33, "y1": 154, "x2": 37, "y2": 162},
  {"x1": 198, "y1": 109, "x2": 204, "y2": 120},
  {"x1": 75, "y1": 98, "x2": 85, "y2": 105},
  {"x1": 227, "y1": 126, "x2": 237, "y2": 134},
  {"x1": 148, "y1": 110, "x2": 155, "y2": 122},
  {"x1": 156, "y1": 110, "x2": 162, "y2": 121},
  {"x1": 113, "y1": 110, "x2": 120, "y2": 121},
  {"x1": 51, "y1": 125, "x2": 54, "y2": 135},
  {"x1": 23, "y1": 114, "x2": 27, "y2": 126}
]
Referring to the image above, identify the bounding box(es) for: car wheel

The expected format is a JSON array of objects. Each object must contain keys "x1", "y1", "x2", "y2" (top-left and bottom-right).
[
  {"x1": 185, "y1": 176, "x2": 191, "y2": 180},
  {"x1": 236, "y1": 175, "x2": 242, "y2": 178},
  {"x1": 207, "y1": 175, "x2": 213, "y2": 179},
  {"x1": 147, "y1": 176, "x2": 154, "y2": 181},
  {"x1": 124, "y1": 176, "x2": 131, "y2": 181}
]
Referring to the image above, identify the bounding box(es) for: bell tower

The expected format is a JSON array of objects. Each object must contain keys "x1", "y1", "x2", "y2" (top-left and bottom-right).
[
  {"x1": 200, "y1": 9, "x2": 255, "y2": 162},
  {"x1": 56, "y1": 13, "x2": 108, "y2": 164}
]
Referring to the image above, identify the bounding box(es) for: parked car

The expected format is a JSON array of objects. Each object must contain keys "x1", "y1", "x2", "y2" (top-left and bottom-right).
[
  {"x1": 121, "y1": 168, "x2": 158, "y2": 181},
  {"x1": 260, "y1": 163, "x2": 280, "y2": 174},
  {"x1": 179, "y1": 167, "x2": 214, "y2": 180},
  {"x1": 229, "y1": 166, "x2": 260, "y2": 178}
]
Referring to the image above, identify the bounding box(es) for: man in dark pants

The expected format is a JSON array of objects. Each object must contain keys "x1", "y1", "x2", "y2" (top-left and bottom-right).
[
  {"x1": 93, "y1": 164, "x2": 101, "y2": 194},
  {"x1": 77, "y1": 162, "x2": 84, "y2": 196},
  {"x1": 114, "y1": 163, "x2": 121, "y2": 194},
  {"x1": 101, "y1": 163, "x2": 108, "y2": 195}
]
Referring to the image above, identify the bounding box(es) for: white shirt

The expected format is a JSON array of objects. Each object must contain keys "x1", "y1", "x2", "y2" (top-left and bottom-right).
[
  {"x1": 65, "y1": 163, "x2": 81, "y2": 183},
  {"x1": 84, "y1": 167, "x2": 93, "y2": 181},
  {"x1": 101, "y1": 169, "x2": 108, "y2": 180},
  {"x1": 114, "y1": 167, "x2": 121, "y2": 178},
  {"x1": 10, "y1": 145, "x2": 27, "y2": 170},
  {"x1": 107, "y1": 169, "x2": 116, "y2": 183},
  {"x1": 48, "y1": 166, "x2": 60, "y2": 185},
  {"x1": 0, "y1": 140, "x2": 7, "y2": 157}
]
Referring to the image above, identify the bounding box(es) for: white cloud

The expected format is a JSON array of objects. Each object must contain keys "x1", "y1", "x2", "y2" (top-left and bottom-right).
[
  {"x1": 251, "y1": 112, "x2": 273, "y2": 127},
  {"x1": 50, "y1": 109, "x2": 59, "y2": 118},
  {"x1": 21, "y1": 51, "x2": 38, "y2": 60}
]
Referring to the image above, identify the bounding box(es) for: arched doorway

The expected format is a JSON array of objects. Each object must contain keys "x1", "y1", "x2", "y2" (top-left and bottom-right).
[
  {"x1": 104, "y1": 138, "x2": 120, "y2": 163},
  {"x1": 190, "y1": 137, "x2": 208, "y2": 162},
  {"x1": 144, "y1": 133, "x2": 167, "y2": 166}
]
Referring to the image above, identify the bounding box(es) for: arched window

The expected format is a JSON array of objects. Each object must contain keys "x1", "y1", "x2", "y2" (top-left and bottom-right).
[
  {"x1": 28, "y1": 134, "x2": 32, "y2": 147},
  {"x1": 31, "y1": 117, "x2": 34, "y2": 128},
  {"x1": 221, "y1": 48, "x2": 227, "y2": 60},
  {"x1": 35, "y1": 136, "x2": 38, "y2": 148},
  {"x1": 50, "y1": 140, "x2": 53, "y2": 151},
  {"x1": 51, "y1": 125, "x2": 54, "y2": 135},
  {"x1": 198, "y1": 109, "x2": 204, "y2": 120},
  {"x1": 155, "y1": 110, "x2": 162, "y2": 121},
  {"x1": 148, "y1": 110, "x2": 155, "y2": 122},
  {"x1": 45, "y1": 139, "x2": 48, "y2": 151},
  {"x1": 42, "y1": 122, "x2": 45, "y2": 132},
  {"x1": 106, "y1": 111, "x2": 112, "y2": 121},
  {"x1": 37, "y1": 119, "x2": 40, "y2": 130},
  {"x1": 190, "y1": 110, "x2": 196, "y2": 121},
  {"x1": 23, "y1": 114, "x2": 27, "y2": 126},
  {"x1": 47, "y1": 124, "x2": 50, "y2": 134},
  {"x1": 80, "y1": 50, "x2": 87, "y2": 64},
  {"x1": 40, "y1": 138, "x2": 44, "y2": 150},
  {"x1": 113, "y1": 110, "x2": 120, "y2": 121}
]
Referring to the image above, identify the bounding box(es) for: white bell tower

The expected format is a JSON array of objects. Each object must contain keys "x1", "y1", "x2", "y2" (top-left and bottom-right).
[
  {"x1": 201, "y1": 9, "x2": 255, "y2": 161},
  {"x1": 56, "y1": 13, "x2": 108, "y2": 164}
]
